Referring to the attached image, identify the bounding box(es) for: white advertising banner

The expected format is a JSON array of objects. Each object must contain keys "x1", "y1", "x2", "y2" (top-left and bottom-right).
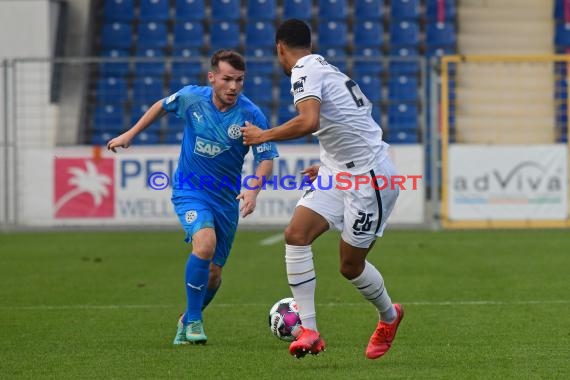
[
  {"x1": 19, "y1": 144, "x2": 424, "y2": 227},
  {"x1": 448, "y1": 145, "x2": 568, "y2": 220}
]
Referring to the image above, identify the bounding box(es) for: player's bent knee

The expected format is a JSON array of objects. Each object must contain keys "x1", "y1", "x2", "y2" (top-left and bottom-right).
[
  {"x1": 340, "y1": 261, "x2": 365, "y2": 280},
  {"x1": 284, "y1": 225, "x2": 311, "y2": 246}
]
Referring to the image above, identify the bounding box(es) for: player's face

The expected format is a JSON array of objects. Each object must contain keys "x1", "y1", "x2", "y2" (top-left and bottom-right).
[{"x1": 208, "y1": 61, "x2": 245, "y2": 111}]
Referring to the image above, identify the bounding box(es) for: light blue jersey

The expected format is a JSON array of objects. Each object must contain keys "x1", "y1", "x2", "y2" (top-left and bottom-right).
[{"x1": 163, "y1": 85, "x2": 279, "y2": 207}]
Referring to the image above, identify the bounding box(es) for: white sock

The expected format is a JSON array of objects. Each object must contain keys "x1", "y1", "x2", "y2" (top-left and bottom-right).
[
  {"x1": 285, "y1": 244, "x2": 317, "y2": 331},
  {"x1": 350, "y1": 261, "x2": 396, "y2": 323}
]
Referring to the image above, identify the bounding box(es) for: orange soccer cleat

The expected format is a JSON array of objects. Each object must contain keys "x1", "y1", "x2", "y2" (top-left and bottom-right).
[
  {"x1": 289, "y1": 326, "x2": 326, "y2": 358},
  {"x1": 365, "y1": 303, "x2": 404, "y2": 359}
]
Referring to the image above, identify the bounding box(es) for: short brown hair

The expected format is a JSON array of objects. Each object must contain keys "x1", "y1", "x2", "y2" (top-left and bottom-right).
[{"x1": 211, "y1": 49, "x2": 246, "y2": 71}]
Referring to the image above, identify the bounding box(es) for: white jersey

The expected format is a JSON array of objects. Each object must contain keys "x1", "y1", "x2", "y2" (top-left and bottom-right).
[{"x1": 289, "y1": 54, "x2": 389, "y2": 174}]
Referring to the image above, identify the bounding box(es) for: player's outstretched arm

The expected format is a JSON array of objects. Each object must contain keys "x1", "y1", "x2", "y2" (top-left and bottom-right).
[
  {"x1": 241, "y1": 99, "x2": 320, "y2": 145},
  {"x1": 236, "y1": 159, "x2": 274, "y2": 218},
  {"x1": 107, "y1": 99, "x2": 167, "y2": 152}
]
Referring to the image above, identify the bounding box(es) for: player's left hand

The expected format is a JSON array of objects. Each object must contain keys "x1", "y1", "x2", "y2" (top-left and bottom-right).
[
  {"x1": 236, "y1": 190, "x2": 257, "y2": 218},
  {"x1": 241, "y1": 121, "x2": 265, "y2": 146}
]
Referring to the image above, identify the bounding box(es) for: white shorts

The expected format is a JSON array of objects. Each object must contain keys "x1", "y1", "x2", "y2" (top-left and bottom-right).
[{"x1": 297, "y1": 157, "x2": 399, "y2": 248}]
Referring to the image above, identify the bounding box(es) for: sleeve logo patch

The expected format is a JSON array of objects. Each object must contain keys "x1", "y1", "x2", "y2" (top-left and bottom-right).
[
  {"x1": 165, "y1": 93, "x2": 178, "y2": 104},
  {"x1": 293, "y1": 76, "x2": 307, "y2": 95}
]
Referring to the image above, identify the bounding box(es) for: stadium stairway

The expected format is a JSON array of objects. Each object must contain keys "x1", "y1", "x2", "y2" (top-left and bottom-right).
[{"x1": 454, "y1": 0, "x2": 555, "y2": 144}]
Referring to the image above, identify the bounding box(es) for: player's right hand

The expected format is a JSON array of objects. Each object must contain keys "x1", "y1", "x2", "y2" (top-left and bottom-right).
[
  {"x1": 300, "y1": 164, "x2": 321, "y2": 183},
  {"x1": 106, "y1": 134, "x2": 132, "y2": 153}
]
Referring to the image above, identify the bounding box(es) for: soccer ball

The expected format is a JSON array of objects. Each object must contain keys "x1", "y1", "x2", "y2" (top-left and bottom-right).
[{"x1": 268, "y1": 297, "x2": 302, "y2": 342}]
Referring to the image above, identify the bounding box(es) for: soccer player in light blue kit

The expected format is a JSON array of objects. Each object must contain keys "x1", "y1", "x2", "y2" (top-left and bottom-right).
[{"x1": 107, "y1": 50, "x2": 279, "y2": 345}]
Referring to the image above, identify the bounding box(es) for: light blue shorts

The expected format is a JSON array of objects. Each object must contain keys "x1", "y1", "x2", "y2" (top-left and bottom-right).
[{"x1": 173, "y1": 198, "x2": 239, "y2": 267}]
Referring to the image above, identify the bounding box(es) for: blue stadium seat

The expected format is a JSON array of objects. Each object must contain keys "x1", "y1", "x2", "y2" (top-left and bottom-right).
[
  {"x1": 318, "y1": 21, "x2": 348, "y2": 48},
  {"x1": 245, "y1": 21, "x2": 275, "y2": 48},
  {"x1": 101, "y1": 23, "x2": 132, "y2": 49},
  {"x1": 354, "y1": 46, "x2": 383, "y2": 58},
  {"x1": 279, "y1": 77, "x2": 292, "y2": 101},
  {"x1": 139, "y1": 0, "x2": 170, "y2": 21},
  {"x1": 426, "y1": 22, "x2": 457, "y2": 48},
  {"x1": 210, "y1": 21, "x2": 240, "y2": 51},
  {"x1": 174, "y1": 0, "x2": 205, "y2": 20},
  {"x1": 426, "y1": 0, "x2": 457, "y2": 21},
  {"x1": 389, "y1": 46, "x2": 419, "y2": 57},
  {"x1": 172, "y1": 48, "x2": 203, "y2": 77},
  {"x1": 173, "y1": 21, "x2": 204, "y2": 48},
  {"x1": 388, "y1": 103, "x2": 418, "y2": 130},
  {"x1": 389, "y1": 46, "x2": 419, "y2": 75},
  {"x1": 211, "y1": 0, "x2": 241, "y2": 21},
  {"x1": 353, "y1": 73, "x2": 382, "y2": 102},
  {"x1": 390, "y1": 21, "x2": 420, "y2": 47},
  {"x1": 323, "y1": 47, "x2": 347, "y2": 72},
  {"x1": 256, "y1": 104, "x2": 272, "y2": 122},
  {"x1": 137, "y1": 22, "x2": 168, "y2": 49},
  {"x1": 132, "y1": 76, "x2": 164, "y2": 104},
  {"x1": 425, "y1": 45, "x2": 456, "y2": 58},
  {"x1": 354, "y1": 0, "x2": 384, "y2": 20},
  {"x1": 129, "y1": 104, "x2": 163, "y2": 134},
  {"x1": 165, "y1": 114, "x2": 185, "y2": 130},
  {"x1": 134, "y1": 48, "x2": 165, "y2": 77},
  {"x1": 353, "y1": 47, "x2": 383, "y2": 75},
  {"x1": 164, "y1": 130, "x2": 185, "y2": 144},
  {"x1": 100, "y1": 49, "x2": 130, "y2": 77},
  {"x1": 91, "y1": 130, "x2": 117, "y2": 145},
  {"x1": 391, "y1": 0, "x2": 420, "y2": 20},
  {"x1": 318, "y1": 0, "x2": 348, "y2": 20},
  {"x1": 245, "y1": 47, "x2": 275, "y2": 75},
  {"x1": 388, "y1": 74, "x2": 418, "y2": 102},
  {"x1": 371, "y1": 104, "x2": 381, "y2": 125},
  {"x1": 556, "y1": 78, "x2": 568, "y2": 100},
  {"x1": 244, "y1": 75, "x2": 273, "y2": 104},
  {"x1": 247, "y1": 0, "x2": 277, "y2": 20},
  {"x1": 96, "y1": 77, "x2": 128, "y2": 104},
  {"x1": 103, "y1": 0, "x2": 135, "y2": 22},
  {"x1": 130, "y1": 103, "x2": 152, "y2": 124},
  {"x1": 278, "y1": 103, "x2": 297, "y2": 124},
  {"x1": 353, "y1": 20, "x2": 383, "y2": 49},
  {"x1": 555, "y1": 22, "x2": 570, "y2": 47},
  {"x1": 283, "y1": 0, "x2": 312, "y2": 20},
  {"x1": 93, "y1": 105, "x2": 124, "y2": 131},
  {"x1": 133, "y1": 131, "x2": 160, "y2": 145},
  {"x1": 388, "y1": 129, "x2": 419, "y2": 144},
  {"x1": 169, "y1": 74, "x2": 201, "y2": 93}
]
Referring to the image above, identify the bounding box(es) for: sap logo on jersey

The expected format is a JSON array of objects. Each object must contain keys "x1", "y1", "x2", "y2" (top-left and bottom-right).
[
  {"x1": 194, "y1": 136, "x2": 229, "y2": 158},
  {"x1": 293, "y1": 76, "x2": 306, "y2": 95}
]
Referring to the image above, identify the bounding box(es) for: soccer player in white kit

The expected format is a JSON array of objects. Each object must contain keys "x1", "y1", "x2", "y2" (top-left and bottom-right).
[{"x1": 242, "y1": 19, "x2": 404, "y2": 360}]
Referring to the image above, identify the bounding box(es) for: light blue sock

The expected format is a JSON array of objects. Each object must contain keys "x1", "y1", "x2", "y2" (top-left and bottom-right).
[
  {"x1": 184, "y1": 253, "x2": 210, "y2": 324},
  {"x1": 202, "y1": 279, "x2": 222, "y2": 311}
]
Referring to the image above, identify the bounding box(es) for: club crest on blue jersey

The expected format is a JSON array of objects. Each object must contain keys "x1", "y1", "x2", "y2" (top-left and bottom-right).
[
  {"x1": 185, "y1": 210, "x2": 197, "y2": 223},
  {"x1": 293, "y1": 76, "x2": 306, "y2": 94},
  {"x1": 227, "y1": 124, "x2": 242, "y2": 139},
  {"x1": 194, "y1": 136, "x2": 229, "y2": 158}
]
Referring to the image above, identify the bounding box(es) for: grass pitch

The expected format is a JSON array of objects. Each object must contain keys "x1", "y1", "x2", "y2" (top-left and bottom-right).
[{"x1": 0, "y1": 229, "x2": 569, "y2": 379}]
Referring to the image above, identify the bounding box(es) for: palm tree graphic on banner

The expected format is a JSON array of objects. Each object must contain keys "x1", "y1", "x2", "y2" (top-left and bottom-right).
[{"x1": 54, "y1": 160, "x2": 113, "y2": 217}]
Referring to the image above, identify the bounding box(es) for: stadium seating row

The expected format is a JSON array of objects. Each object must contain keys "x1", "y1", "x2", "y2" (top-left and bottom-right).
[
  {"x1": 103, "y1": 0, "x2": 456, "y2": 23},
  {"x1": 99, "y1": 20, "x2": 457, "y2": 52}
]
